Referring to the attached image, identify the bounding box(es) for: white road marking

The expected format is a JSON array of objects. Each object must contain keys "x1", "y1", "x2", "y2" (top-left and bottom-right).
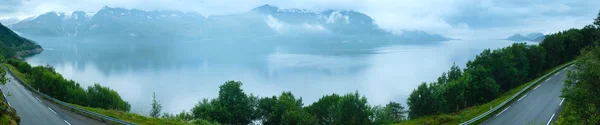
[
  {"x1": 547, "y1": 113, "x2": 555, "y2": 125},
  {"x1": 48, "y1": 107, "x2": 57, "y2": 115},
  {"x1": 36, "y1": 97, "x2": 42, "y2": 103},
  {"x1": 560, "y1": 98, "x2": 565, "y2": 106},
  {"x1": 7, "y1": 101, "x2": 10, "y2": 106},
  {"x1": 545, "y1": 79, "x2": 550, "y2": 82},
  {"x1": 64, "y1": 120, "x2": 71, "y2": 125},
  {"x1": 496, "y1": 106, "x2": 510, "y2": 117},
  {"x1": 518, "y1": 94, "x2": 528, "y2": 101},
  {"x1": 554, "y1": 73, "x2": 559, "y2": 76},
  {"x1": 534, "y1": 85, "x2": 541, "y2": 90}
]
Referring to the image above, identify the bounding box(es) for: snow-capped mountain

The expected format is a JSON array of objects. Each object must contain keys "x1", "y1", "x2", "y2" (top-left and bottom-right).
[
  {"x1": 249, "y1": 4, "x2": 386, "y2": 35},
  {"x1": 10, "y1": 6, "x2": 205, "y2": 40},
  {"x1": 8, "y1": 11, "x2": 92, "y2": 37},
  {"x1": 9, "y1": 5, "x2": 449, "y2": 44}
]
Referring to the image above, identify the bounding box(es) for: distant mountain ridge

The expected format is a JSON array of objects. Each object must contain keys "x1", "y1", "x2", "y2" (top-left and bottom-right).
[
  {"x1": 0, "y1": 18, "x2": 20, "y2": 25},
  {"x1": 505, "y1": 32, "x2": 545, "y2": 42},
  {"x1": 9, "y1": 5, "x2": 450, "y2": 44}
]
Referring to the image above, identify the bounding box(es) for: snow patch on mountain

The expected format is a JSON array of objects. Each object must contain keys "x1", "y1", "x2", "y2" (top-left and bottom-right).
[
  {"x1": 302, "y1": 23, "x2": 326, "y2": 31},
  {"x1": 326, "y1": 11, "x2": 350, "y2": 24},
  {"x1": 266, "y1": 15, "x2": 285, "y2": 32}
]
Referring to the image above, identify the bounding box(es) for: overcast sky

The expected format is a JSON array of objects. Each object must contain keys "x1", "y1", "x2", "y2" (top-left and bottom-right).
[{"x1": 1, "y1": 0, "x2": 599, "y2": 39}]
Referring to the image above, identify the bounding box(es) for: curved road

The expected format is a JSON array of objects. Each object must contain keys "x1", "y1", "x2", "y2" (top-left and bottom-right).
[
  {"x1": 482, "y1": 65, "x2": 572, "y2": 125},
  {"x1": 1, "y1": 69, "x2": 105, "y2": 125}
]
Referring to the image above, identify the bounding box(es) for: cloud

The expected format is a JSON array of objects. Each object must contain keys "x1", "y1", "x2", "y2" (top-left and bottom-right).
[
  {"x1": 0, "y1": 0, "x2": 599, "y2": 39},
  {"x1": 0, "y1": 0, "x2": 23, "y2": 13}
]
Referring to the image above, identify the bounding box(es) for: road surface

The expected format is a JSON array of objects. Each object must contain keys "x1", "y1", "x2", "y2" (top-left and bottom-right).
[
  {"x1": 1, "y1": 69, "x2": 105, "y2": 125},
  {"x1": 482, "y1": 66, "x2": 571, "y2": 125}
]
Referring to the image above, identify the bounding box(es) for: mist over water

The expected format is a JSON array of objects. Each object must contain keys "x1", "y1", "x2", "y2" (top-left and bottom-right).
[{"x1": 24, "y1": 38, "x2": 534, "y2": 114}]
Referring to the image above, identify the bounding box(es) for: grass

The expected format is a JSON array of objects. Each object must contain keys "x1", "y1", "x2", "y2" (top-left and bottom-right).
[
  {"x1": 3, "y1": 64, "x2": 32, "y2": 85},
  {"x1": 72, "y1": 104, "x2": 193, "y2": 125},
  {"x1": 0, "y1": 115, "x2": 13, "y2": 125},
  {"x1": 396, "y1": 61, "x2": 575, "y2": 125}
]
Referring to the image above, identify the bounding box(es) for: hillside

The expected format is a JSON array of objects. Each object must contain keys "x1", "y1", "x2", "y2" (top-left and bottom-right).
[
  {"x1": 0, "y1": 23, "x2": 43, "y2": 59},
  {"x1": 505, "y1": 32, "x2": 545, "y2": 42}
]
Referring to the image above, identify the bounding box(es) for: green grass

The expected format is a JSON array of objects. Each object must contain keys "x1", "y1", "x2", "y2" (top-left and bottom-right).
[
  {"x1": 72, "y1": 104, "x2": 193, "y2": 125},
  {"x1": 396, "y1": 61, "x2": 574, "y2": 125},
  {"x1": 0, "y1": 115, "x2": 12, "y2": 125},
  {"x1": 3, "y1": 63, "x2": 32, "y2": 85}
]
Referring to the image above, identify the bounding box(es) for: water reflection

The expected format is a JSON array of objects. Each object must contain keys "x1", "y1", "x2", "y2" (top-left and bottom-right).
[{"x1": 26, "y1": 39, "x2": 532, "y2": 114}]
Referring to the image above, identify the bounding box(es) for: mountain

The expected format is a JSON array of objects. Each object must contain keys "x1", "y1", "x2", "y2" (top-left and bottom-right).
[
  {"x1": 8, "y1": 11, "x2": 90, "y2": 37},
  {"x1": 525, "y1": 33, "x2": 544, "y2": 39},
  {"x1": 505, "y1": 32, "x2": 545, "y2": 42},
  {"x1": 531, "y1": 35, "x2": 545, "y2": 42},
  {"x1": 506, "y1": 34, "x2": 530, "y2": 41},
  {"x1": 0, "y1": 22, "x2": 43, "y2": 58},
  {"x1": 9, "y1": 5, "x2": 450, "y2": 45},
  {"x1": 0, "y1": 18, "x2": 19, "y2": 25}
]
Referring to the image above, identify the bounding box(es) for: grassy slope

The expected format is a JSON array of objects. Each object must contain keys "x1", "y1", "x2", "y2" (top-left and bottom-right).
[
  {"x1": 4, "y1": 63, "x2": 192, "y2": 125},
  {"x1": 74, "y1": 105, "x2": 193, "y2": 125},
  {"x1": 0, "y1": 100, "x2": 18, "y2": 125},
  {"x1": 4, "y1": 64, "x2": 31, "y2": 84},
  {"x1": 397, "y1": 61, "x2": 574, "y2": 125},
  {"x1": 0, "y1": 115, "x2": 16, "y2": 125}
]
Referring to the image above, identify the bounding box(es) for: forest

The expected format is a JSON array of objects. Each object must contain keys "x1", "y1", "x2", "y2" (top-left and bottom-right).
[
  {"x1": 407, "y1": 11, "x2": 600, "y2": 120},
  {"x1": 157, "y1": 81, "x2": 406, "y2": 125},
  {"x1": 556, "y1": 16, "x2": 600, "y2": 124}
]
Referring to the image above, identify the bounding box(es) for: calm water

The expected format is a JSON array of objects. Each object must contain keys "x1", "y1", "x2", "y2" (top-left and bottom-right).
[{"x1": 25, "y1": 39, "x2": 533, "y2": 114}]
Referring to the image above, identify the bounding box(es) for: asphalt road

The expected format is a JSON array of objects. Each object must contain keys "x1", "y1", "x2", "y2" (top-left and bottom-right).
[
  {"x1": 482, "y1": 66, "x2": 572, "y2": 125},
  {"x1": 1, "y1": 70, "x2": 105, "y2": 125}
]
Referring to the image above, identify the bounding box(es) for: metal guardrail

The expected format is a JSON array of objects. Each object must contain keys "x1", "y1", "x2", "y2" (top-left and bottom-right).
[
  {"x1": 459, "y1": 62, "x2": 574, "y2": 125},
  {"x1": 2, "y1": 65, "x2": 136, "y2": 125}
]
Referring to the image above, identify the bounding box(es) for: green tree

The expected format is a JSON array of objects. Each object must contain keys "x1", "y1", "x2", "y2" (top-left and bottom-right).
[
  {"x1": 525, "y1": 45, "x2": 546, "y2": 78},
  {"x1": 463, "y1": 64, "x2": 499, "y2": 106},
  {"x1": 541, "y1": 33, "x2": 567, "y2": 68},
  {"x1": 372, "y1": 102, "x2": 407, "y2": 124},
  {"x1": 212, "y1": 81, "x2": 253, "y2": 125},
  {"x1": 87, "y1": 84, "x2": 131, "y2": 111},
  {"x1": 443, "y1": 80, "x2": 466, "y2": 112},
  {"x1": 150, "y1": 92, "x2": 162, "y2": 118},
  {"x1": 447, "y1": 63, "x2": 462, "y2": 81},
  {"x1": 306, "y1": 92, "x2": 372, "y2": 124},
  {"x1": 257, "y1": 92, "x2": 315, "y2": 125},
  {"x1": 0, "y1": 56, "x2": 8, "y2": 85},
  {"x1": 191, "y1": 98, "x2": 216, "y2": 121},
  {"x1": 559, "y1": 46, "x2": 600, "y2": 124},
  {"x1": 581, "y1": 25, "x2": 599, "y2": 48},
  {"x1": 594, "y1": 10, "x2": 600, "y2": 27},
  {"x1": 338, "y1": 92, "x2": 372, "y2": 125},
  {"x1": 407, "y1": 83, "x2": 438, "y2": 119},
  {"x1": 305, "y1": 94, "x2": 341, "y2": 124}
]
